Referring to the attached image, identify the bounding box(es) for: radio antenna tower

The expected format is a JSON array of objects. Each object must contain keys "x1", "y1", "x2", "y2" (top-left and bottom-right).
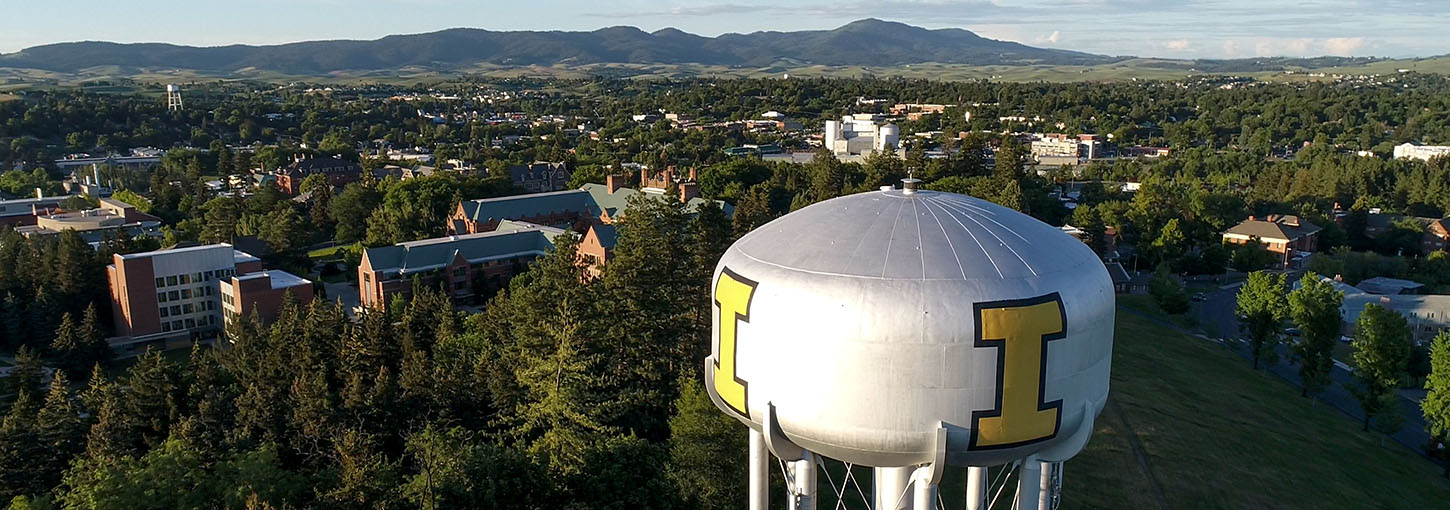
[{"x1": 166, "y1": 84, "x2": 184, "y2": 111}]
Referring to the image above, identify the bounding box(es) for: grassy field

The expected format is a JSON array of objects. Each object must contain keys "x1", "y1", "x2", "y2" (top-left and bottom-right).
[{"x1": 1065, "y1": 309, "x2": 1450, "y2": 508}]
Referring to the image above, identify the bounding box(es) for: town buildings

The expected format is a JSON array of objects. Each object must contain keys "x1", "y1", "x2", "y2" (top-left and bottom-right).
[
  {"x1": 358, "y1": 221, "x2": 568, "y2": 310},
  {"x1": 1393, "y1": 142, "x2": 1450, "y2": 162},
  {"x1": 1304, "y1": 275, "x2": 1450, "y2": 343},
  {"x1": 824, "y1": 114, "x2": 901, "y2": 157},
  {"x1": 447, "y1": 169, "x2": 730, "y2": 235},
  {"x1": 273, "y1": 155, "x2": 364, "y2": 195},
  {"x1": 15, "y1": 197, "x2": 162, "y2": 244},
  {"x1": 507, "y1": 162, "x2": 572, "y2": 193},
  {"x1": 1222, "y1": 215, "x2": 1321, "y2": 268},
  {"x1": 0, "y1": 192, "x2": 71, "y2": 227},
  {"x1": 107, "y1": 243, "x2": 312, "y2": 353}
]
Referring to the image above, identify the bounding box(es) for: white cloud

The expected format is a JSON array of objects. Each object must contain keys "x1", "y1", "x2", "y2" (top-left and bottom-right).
[
  {"x1": 1322, "y1": 36, "x2": 1366, "y2": 55},
  {"x1": 1286, "y1": 38, "x2": 1314, "y2": 54},
  {"x1": 1036, "y1": 30, "x2": 1062, "y2": 44},
  {"x1": 1164, "y1": 39, "x2": 1191, "y2": 51},
  {"x1": 1221, "y1": 40, "x2": 1240, "y2": 56},
  {"x1": 1255, "y1": 41, "x2": 1275, "y2": 56}
]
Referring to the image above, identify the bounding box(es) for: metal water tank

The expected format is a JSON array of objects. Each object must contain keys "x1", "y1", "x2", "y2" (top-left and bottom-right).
[{"x1": 706, "y1": 182, "x2": 1114, "y2": 468}]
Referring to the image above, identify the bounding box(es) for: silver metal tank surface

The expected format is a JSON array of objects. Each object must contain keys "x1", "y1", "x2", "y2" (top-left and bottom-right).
[{"x1": 706, "y1": 186, "x2": 1114, "y2": 468}]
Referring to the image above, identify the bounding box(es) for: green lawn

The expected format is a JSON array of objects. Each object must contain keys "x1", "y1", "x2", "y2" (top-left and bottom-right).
[
  {"x1": 105, "y1": 346, "x2": 195, "y2": 378},
  {"x1": 1066, "y1": 310, "x2": 1449, "y2": 508},
  {"x1": 1118, "y1": 294, "x2": 1201, "y2": 332},
  {"x1": 308, "y1": 243, "x2": 352, "y2": 260}
]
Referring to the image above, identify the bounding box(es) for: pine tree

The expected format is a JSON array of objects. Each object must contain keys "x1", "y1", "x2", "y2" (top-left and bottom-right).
[
  {"x1": 1288, "y1": 273, "x2": 1345, "y2": 397},
  {"x1": 79, "y1": 304, "x2": 111, "y2": 369},
  {"x1": 8, "y1": 346, "x2": 45, "y2": 403},
  {"x1": 320, "y1": 429, "x2": 402, "y2": 508},
  {"x1": 667, "y1": 377, "x2": 747, "y2": 510},
  {"x1": 1352, "y1": 303, "x2": 1411, "y2": 432},
  {"x1": 123, "y1": 348, "x2": 183, "y2": 449},
  {"x1": 513, "y1": 298, "x2": 611, "y2": 474},
  {"x1": 289, "y1": 366, "x2": 337, "y2": 459},
  {"x1": 173, "y1": 343, "x2": 236, "y2": 457},
  {"x1": 0, "y1": 390, "x2": 43, "y2": 500},
  {"x1": 48, "y1": 312, "x2": 87, "y2": 377},
  {"x1": 35, "y1": 371, "x2": 86, "y2": 490},
  {"x1": 1, "y1": 292, "x2": 24, "y2": 351}
]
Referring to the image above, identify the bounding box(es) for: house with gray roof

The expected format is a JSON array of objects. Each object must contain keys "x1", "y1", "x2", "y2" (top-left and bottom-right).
[{"x1": 1221, "y1": 214, "x2": 1321, "y2": 269}]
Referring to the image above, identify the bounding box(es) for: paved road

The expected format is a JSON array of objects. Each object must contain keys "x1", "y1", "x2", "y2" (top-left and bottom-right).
[{"x1": 1188, "y1": 282, "x2": 1441, "y2": 465}]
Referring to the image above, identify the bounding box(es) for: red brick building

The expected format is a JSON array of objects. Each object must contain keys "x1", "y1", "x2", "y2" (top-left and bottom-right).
[
  {"x1": 219, "y1": 270, "x2": 315, "y2": 330},
  {"x1": 274, "y1": 156, "x2": 364, "y2": 195},
  {"x1": 358, "y1": 223, "x2": 570, "y2": 310},
  {"x1": 107, "y1": 244, "x2": 293, "y2": 354},
  {"x1": 1222, "y1": 215, "x2": 1321, "y2": 268}
]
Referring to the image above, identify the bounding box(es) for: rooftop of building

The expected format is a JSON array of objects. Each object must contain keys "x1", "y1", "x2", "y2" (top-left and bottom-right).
[
  {"x1": 1357, "y1": 276, "x2": 1426, "y2": 295},
  {"x1": 115, "y1": 242, "x2": 260, "y2": 265},
  {"x1": 1224, "y1": 214, "x2": 1322, "y2": 242},
  {"x1": 364, "y1": 223, "x2": 572, "y2": 276},
  {"x1": 234, "y1": 270, "x2": 312, "y2": 290}
]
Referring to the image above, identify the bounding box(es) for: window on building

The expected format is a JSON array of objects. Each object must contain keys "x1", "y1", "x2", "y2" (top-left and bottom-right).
[
  {"x1": 194, "y1": 272, "x2": 202, "y2": 283},
  {"x1": 157, "y1": 292, "x2": 166, "y2": 303},
  {"x1": 172, "y1": 320, "x2": 183, "y2": 330},
  {"x1": 155, "y1": 277, "x2": 165, "y2": 288},
  {"x1": 185, "y1": 318, "x2": 195, "y2": 328},
  {"x1": 162, "y1": 322, "x2": 171, "y2": 332},
  {"x1": 168, "y1": 290, "x2": 179, "y2": 301},
  {"x1": 183, "y1": 303, "x2": 194, "y2": 314},
  {"x1": 182, "y1": 289, "x2": 192, "y2": 299},
  {"x1": 206, "y1": 286, "x2": 214, "y2": 296},
  {"x1": 180, "y1": 274, "x2": 191, "y2": 285},
  {"x1": 167, "y1": 276, "x2": 178, "y2": 286},
  {"x1": 171, "y1": 305, "x2": 181, "y2": 315},
  {"x1": 160, "y1": 307, "x2": 169, "y2": 318}
]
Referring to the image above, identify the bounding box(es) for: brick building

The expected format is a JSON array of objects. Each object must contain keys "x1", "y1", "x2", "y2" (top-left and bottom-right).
[
  {"x1": 274, "y1": 155, "x2": 364, "y2": 195},
  {"x1": 1222, "y1": 215, "x2": 1321, "y2": 268},
  {"x1": 447, "y1": 170, "x2": 729, "y2": 235},
  {"x1": 508, "y1": 162, "x2": 572, "y2": 193},
  {"x1": 219, "y1": 270, "x2": 316, "y2": 332},
  {"x1": 358, "y1": 222, "x2": 569, "y2": 310},
  {"x1": 108, "y1": 244, "x2": 299, "y2": 354}
]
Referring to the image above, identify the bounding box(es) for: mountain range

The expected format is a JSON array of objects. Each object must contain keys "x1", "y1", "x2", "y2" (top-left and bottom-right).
[{"x1": 0, "y1": 19, "x2": 1121, "y2": 74}]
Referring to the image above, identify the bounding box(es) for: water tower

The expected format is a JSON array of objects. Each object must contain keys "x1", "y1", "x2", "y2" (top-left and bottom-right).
[
  {"x1": 706, "y1": 179, "x2": 1114, "y2": 510},
  {"x1": 166, "y1": 84, "x2": 183, "y2": 111}
]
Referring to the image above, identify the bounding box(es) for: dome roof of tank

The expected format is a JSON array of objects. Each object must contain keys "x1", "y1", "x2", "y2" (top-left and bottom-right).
[{"x1": 731, "y1": 188, "x2": 1089, "y2": 281}]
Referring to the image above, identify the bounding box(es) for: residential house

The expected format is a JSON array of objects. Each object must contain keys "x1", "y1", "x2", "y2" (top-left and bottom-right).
[
  {"x1": 1222, "y1": 214, "x2": 1321, "y2": 268},
  {"x1": 508, "y1": 162, "x2": 572, "y2": 193}
]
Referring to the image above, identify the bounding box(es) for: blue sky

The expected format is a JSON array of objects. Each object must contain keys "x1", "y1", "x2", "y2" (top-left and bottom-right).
[{"x1": 2, "y1": 0, "x2": 1445, "y2": 59}]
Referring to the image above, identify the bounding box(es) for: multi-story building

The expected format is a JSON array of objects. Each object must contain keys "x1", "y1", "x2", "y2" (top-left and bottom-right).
[
  {"x1": 1303, "y1": 275, "x2": 1450, "y2": 344},
  {"x1": 1222, "y1": 215, "x2": 1322, "y2": 268},
  {"x1": 219, "y1": 270, "x2": 315, "y2": 331},
  {"x1": 0, "y1": 192, "x2": 71, "y2": 227},
  {"x1": 1393, "y1": 142, "x2": 1450, "y2": 162},
  {"x1": 15, "y1": 198, "x2": 162, "y2": 244},
  {"x1": 824, "y1": 114, "x2": 900, "y2": 157},
  {"x1": 507, "y1": 162, "x2": 572, "y2": 193},
  {"x1": 274, "y1": 155, "x2": 364, "y2": 195},
  {"x1": 358, "y1": 222, "x2": 569, "y2": 310},
  {"x1": 107, "y1": 244, "x2": 266, "y2": 352},
  {"x1": 448, "y1": 171, "x2": 730, "y2": 235}
]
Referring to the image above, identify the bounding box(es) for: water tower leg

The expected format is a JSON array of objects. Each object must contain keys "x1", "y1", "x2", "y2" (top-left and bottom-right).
[
  {"x1": 749, "y1": 430, "x2": 768, "y2": 510},
  {"x1": 1038, "y1": 461, "x2": 1059, "y2": 510},
  {"x1": 874, "y1": 467, "x2": 911, "y2": 510},
  {"x1": 966, "y1": 466, "x2": 988, "y2": 510},
  {"x1": 791, "y1": 452, "x2": 818, "y2": 510},
  {"x1": 1017, "y1": 456, "x2": 1042, "y2": 510},
  {"x1": 912, "y1": 466, "x2": 937, "y2": 510}
]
